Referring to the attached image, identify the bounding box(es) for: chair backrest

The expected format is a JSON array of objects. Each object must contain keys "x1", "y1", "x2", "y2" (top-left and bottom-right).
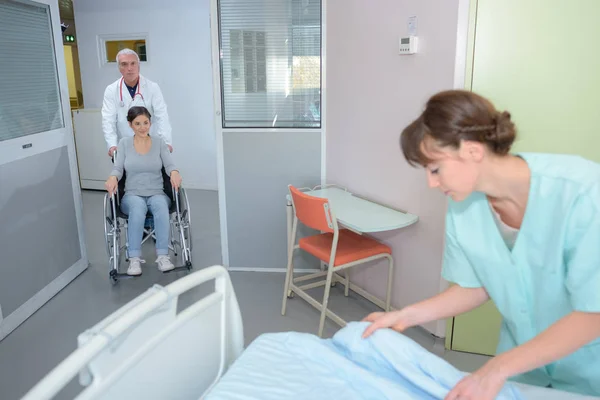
[{"x1": 288, "y1": 185, "x2": 335, "y2": 233}]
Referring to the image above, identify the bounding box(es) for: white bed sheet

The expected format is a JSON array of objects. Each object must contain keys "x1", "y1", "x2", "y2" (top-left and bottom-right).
[{"x1": 205, "y1": 322, "x2": 598, "y2": 400}]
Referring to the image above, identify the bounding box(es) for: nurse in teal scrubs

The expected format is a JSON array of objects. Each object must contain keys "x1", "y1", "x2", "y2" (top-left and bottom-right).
[{"x1": 362, "y1": 90, "x2": 600, "y2": 399}]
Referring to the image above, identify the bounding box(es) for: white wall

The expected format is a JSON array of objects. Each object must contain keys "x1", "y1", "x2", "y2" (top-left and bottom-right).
[
  {"x1": 326, "y1": 0, "x2": 466, "y2": 336},
  {"x1": 73, "y1": 0, "x2": 217, "y2": 190}
]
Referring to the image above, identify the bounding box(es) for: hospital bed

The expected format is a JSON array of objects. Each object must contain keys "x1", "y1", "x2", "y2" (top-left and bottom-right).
[{"x1": 22, "y1": 266, "x2": 598, "y2": 400}]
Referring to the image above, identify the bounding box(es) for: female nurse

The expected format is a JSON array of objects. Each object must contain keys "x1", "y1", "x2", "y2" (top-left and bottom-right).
[{"x1": 362, "y1": 90, "x2": 600, "y2": 399}]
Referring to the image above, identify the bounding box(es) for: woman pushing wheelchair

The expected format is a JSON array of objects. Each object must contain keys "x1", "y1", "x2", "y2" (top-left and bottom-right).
[{"x1": 105, "y1": 106, "x2": 183, "y2": 276}]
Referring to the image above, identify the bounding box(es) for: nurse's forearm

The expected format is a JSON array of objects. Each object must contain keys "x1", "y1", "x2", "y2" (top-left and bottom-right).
[
  {"x1": 407, "y1": 285, "x2": 490, "y2": 326},
  {"x1": 489, "y1": 311, "x2": 600, "y2": 379}
]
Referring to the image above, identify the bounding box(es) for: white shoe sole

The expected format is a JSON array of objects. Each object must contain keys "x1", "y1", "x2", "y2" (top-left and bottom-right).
[{"x1": 127, "y1": 268, "x2": 142, "y2": 276}]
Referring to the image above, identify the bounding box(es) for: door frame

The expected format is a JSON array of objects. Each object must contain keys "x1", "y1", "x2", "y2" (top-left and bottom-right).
[{"x1": 208, "y1": 0, "x2": 327, "y2": 269}]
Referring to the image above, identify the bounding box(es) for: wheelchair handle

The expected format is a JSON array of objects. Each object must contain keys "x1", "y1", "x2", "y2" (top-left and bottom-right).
[{"x1": 110, "y1": 191, "x2": 117, "y2": 222}]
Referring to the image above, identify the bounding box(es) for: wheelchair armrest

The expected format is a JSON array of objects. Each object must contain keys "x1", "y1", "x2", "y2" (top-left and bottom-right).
[
  {"x1": 172, "y1": 186, "x2": 189, "y2": 219},
  {"x1": 172, "y1": 185, "x2": 182, "y2": 205},
  {"x1": 111, "y1": 191, "x2": 117, "y2": 205},
  {"x1": 104, "y1": 191, "x2": 119, "y2": 221}
]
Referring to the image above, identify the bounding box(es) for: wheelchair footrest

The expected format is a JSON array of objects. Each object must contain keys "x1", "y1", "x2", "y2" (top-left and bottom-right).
[
  {"x1": 109, "y1": 269, "x2": 140, "y2": 283},
  {"x1": 162, "y1": 262, "x2": 193, "y2": 274}
]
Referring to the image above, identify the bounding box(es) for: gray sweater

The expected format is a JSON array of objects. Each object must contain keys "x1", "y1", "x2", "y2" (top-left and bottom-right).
[{"x1": 110, "y1": 136, "x2": 177, "y2": 197}]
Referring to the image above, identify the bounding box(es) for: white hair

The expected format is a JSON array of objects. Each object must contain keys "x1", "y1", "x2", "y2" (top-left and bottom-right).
[{"x1": 116, "y1": 48, "x2": 140, "y2": 64}]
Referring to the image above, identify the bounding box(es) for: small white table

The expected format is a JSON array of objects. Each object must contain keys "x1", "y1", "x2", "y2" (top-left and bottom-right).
[{"x1": 286, "y1": 186, "x2": 418, "y2": 241}]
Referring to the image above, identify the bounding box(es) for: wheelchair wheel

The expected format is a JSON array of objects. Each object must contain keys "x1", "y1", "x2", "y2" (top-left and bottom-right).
[
  {"x1": 109, "y1": 227, "x2": 124, "y2": 283},
  {"x1": 103, "y1": 194, "x2": 113, "y2": 260},
  {"x1": 104, "y1": 193, "x2": 122, "y2": 282},
  {"x1": 109, "y1": 269, "x2": 118, "y2": 284},
  {"x1": 178, "y1": 188, "x2": 193, "y2": 268}
]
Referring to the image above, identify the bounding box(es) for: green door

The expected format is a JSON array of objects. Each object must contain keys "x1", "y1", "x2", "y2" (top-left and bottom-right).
[{"x1": 448, "y1": 0, "x2": 600, "y2": 356}]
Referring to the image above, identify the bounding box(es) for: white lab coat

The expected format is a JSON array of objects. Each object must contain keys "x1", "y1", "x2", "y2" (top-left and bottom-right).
[{"x1": 101, "y1": 74, "x2": 172, "y2": 150}]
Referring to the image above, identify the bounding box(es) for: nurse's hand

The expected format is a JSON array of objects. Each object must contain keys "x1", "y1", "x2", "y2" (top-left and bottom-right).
[
  {"x1": 170, "y1": 170, "x2": 182, "y2": 191},
  {"x1": 444, "y1": 361, "x2": 507, "y2": 400},
  {"x1": 108, "y1": 146, "x2": 117, "y2": 157},
  {"x1": 361, "y1": 308, "x2": 416, "y2": 338},
  {"x1": 167, "y1": 144, "x2": 173, "y2": 153}
]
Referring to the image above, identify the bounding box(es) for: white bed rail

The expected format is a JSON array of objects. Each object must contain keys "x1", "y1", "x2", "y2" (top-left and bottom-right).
[{"x1": 22, "y1": 265, "x2": 244, "y2": 400}]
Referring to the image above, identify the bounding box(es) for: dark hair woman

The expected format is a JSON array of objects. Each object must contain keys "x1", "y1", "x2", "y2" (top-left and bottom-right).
[
  {"x1": 363, "y1": 90, "x2": 600, "y2": 399},
  {"x1": 105, "y1": 106, "x2": 183, "y2": 276}
]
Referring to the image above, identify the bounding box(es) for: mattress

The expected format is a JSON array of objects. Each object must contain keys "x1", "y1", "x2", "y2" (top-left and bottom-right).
[{"x1": 204, "y1": 322, "x2": 597, "y2": 400}]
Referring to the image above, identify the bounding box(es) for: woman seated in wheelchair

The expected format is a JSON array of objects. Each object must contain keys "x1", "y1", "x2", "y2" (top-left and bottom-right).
[{"x1": 104, "y1": 106, "x2": 182, "y2": 276}]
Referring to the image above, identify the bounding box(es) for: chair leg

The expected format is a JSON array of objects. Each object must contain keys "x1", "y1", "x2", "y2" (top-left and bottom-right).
[
  {"x1": 385, "y1": 255, "x2": 394, "y2": 312},
  {"x1": 282, "y1": 219, "x2": 298, "y2": 316},
  {"x1": 281, "y1": 256, "x2": 294, "y2": 316},
  {"x1": 344, "y1": 270, "x2": 350, "y2": 297},
  {"x1": 318, "y1": 267, "x2": 335, "y2": 337}
]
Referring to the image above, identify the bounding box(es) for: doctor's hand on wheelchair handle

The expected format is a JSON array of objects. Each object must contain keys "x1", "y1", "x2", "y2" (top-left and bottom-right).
[
  {"x1": 108, "y1": 146, "x2": 117, "y2": 157},
  {"x1": 170, "y1": 170, "x2": 182, "y2": 191},
  {"x1": 105, "y1": 176, "x2": 118, "y2": 196}
]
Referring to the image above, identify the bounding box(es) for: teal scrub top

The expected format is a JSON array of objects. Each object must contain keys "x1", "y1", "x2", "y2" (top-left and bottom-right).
[{"x1": 442, "y1": 153, "x2": 600, "y2": 397}]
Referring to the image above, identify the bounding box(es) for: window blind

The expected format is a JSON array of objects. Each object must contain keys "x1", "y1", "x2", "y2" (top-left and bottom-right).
[
  {"x1": 0, "y1": 0, "x2": 63, "y2": 142},
  {"x1": 218, "y1": 0, "x2": 321, "y2": 128}
]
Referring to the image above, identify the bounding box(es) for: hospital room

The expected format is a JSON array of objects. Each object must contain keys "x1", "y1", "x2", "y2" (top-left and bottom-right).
[{"x1": 1, "y1": 0, "x2": 600, "y2": 398}]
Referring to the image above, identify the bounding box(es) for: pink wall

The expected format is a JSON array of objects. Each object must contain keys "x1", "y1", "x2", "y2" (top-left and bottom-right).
[{"x1": 325, "y1": 0, "x2": 463, "y2": 336}]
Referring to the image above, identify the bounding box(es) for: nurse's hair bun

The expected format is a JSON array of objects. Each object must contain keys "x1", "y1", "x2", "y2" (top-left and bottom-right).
[
  {"x1": 400, "y1": 90, "x2": 518, "y2": 166},
  {"x1": 490, "y1": 110, "x2": 516, "y2": 155}
]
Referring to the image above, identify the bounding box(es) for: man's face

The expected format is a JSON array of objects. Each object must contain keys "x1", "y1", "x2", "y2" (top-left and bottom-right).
[{"x1": 118, "y1": 54, "x2": 140, "y2": 83}]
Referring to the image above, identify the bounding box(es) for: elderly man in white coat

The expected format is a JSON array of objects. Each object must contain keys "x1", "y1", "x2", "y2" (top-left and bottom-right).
[{"x1": 102, "y1": 48, "x2": 173, "y2": 157}]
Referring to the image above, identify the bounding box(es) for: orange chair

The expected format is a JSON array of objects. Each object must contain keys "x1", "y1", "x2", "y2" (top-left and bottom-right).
[{"x1": 281, "y1": 185, "x2": 394, "y2": 337}]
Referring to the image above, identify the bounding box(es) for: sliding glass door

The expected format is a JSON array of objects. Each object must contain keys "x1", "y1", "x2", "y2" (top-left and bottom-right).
[{"x1": 0, "y1": 0, "x2": 87, "y2": 341}]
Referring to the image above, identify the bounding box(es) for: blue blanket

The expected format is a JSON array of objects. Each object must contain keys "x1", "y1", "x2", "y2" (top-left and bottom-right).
[{"x1": 205, "y1": 322, "x2": 524, "y2": 399}]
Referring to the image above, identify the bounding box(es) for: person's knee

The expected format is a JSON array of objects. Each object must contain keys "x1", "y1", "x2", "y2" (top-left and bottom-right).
[
  {"x1": 130, "y1": 208, "x2": 148, "y2": 218},
  {"x1": 123, "y1": 196, "x2": 147, "y2": 216},
  {"x1": 149, "y1": 196, "x2": 170, "y2": 215}
]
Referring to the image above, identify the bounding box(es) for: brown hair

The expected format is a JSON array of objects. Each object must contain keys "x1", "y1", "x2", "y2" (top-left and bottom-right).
[
  {"x1": 127, "y1": 106, "x2": 152, "y2": 123},
  {"x1": 400, "y1": 90, "x2": 516, "y2": 166}
]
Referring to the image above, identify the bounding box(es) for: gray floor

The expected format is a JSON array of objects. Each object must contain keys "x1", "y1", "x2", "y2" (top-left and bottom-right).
[{"x1": 0, "y1": 189, "x2": 489, "y2": 400}]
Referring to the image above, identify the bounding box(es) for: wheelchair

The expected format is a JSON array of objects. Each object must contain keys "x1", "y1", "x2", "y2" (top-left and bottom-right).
[{"x1": 103, "y1": 165, "x2": 192, "y2": 284}]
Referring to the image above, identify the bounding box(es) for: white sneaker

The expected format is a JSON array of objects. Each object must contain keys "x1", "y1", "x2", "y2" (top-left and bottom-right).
[
  {"x1": 156, "y1": 255, "x2": 175, "y2": 272},
  {"x1": 127, "y1": 257, "x2": 144, "y2": 276}
]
